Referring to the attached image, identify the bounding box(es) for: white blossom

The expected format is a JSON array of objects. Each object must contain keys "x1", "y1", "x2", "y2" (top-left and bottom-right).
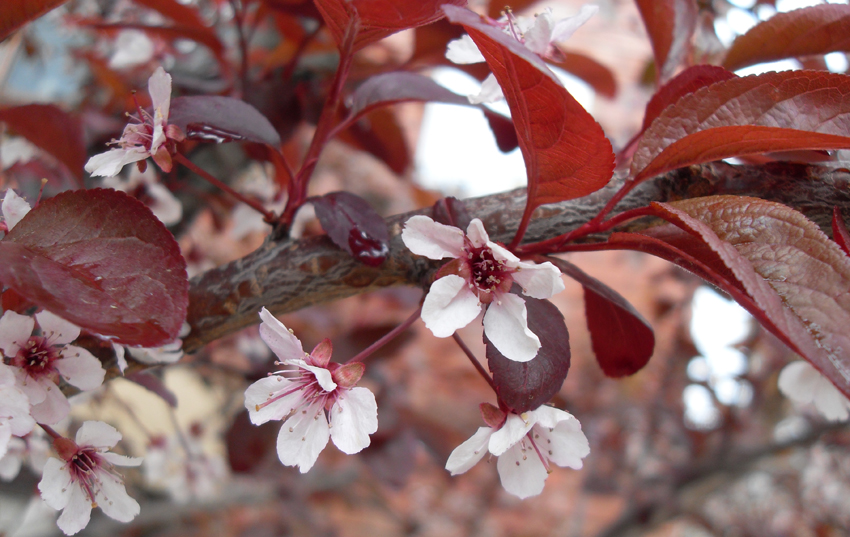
[
  {"x1": 778, "y1": 361, "x2": 850, "y2": 422},
  {"x1": 0, "y1": 363, "x2": 35, "y2": 461}
]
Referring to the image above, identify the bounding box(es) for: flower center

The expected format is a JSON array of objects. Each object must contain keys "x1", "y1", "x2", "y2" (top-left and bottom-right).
[
  {"x1": 467, "y1": 245, "x2": 511, "y2": 292},
  {"x1": 67, "y1": 447, "x2": 106, "y2": 507},
  {"x1": 15, "y1": 336, "x2": 58, "y2": 378}
]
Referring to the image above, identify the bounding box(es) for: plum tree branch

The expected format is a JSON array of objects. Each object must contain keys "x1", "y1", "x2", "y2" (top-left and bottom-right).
[{"x1": 183, "y1": 161, "x2": 850, "y2": 353}]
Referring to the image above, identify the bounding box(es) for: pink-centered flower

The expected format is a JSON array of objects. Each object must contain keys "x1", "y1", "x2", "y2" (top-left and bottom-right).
[
  {"x1": 446, "y1": 5, "x2": 598, "y2": 103},
  {"x1": 0, "y1": 363, "x2": 35, "y2": 461},
  {"x1": 778, "y1": 361, "x2": 850, "y2": 422},
  {"x1": 244, "y1": 308, "x2": 378, "y2": 473},
  {"x1": 402, "y1": 215, "x2": 564, "y2": 362},
  {"x1": 38, "y1": 421, "x2": 142, "y2": 536},
  {"x1": 85, "y1": 66, "x2": 184, "y2": 177},
  {"x1": 446, "y1": 403, "x2": 589, "y2": 499},
  {"x1": 0, "y1": 310, "x2": 106, "y2": 425}
]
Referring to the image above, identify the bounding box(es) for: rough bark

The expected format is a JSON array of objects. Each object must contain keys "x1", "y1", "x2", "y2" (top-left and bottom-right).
[{"x1": 183, "y1": 161, "x2": 850, "y2": 352}]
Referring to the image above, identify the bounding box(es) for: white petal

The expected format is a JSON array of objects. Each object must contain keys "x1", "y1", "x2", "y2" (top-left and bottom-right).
[
  {"x1": 55, "y1": 346, "x2": 105, "y2": 391},
  {"x1": 465, "y1": 219, "x2": 490, "y2": 249},
  {"x1": 148, "y1": 67, "x2": 172, "y2": 123},
  {"x1": 16, "y1": 369, "x2": 47, "y2": 405},
  {"x1": 300, "y1": 363, "x2": 337, "y2": 392},
  {"x1": 244, "y1": 375, "x2": 302, "y2": 425},
  {"x1": 549, "y1": 5, "x2": 598, "y2": 44},
  {"x1": 113, "y1": 344, "x2": 127, "y2": 373},
  {"x1": 445, "y1": 34, "x2": 485, "y2": 64},
  {"x1": 512, "y1": 261, "x2": 565, "y2": 299},
  {"x1": 0, "y1": 310, "x2": 33, "y2": 355},
  {"x1": 496, "y1": 441, "x2": 548, "y2": 499},
  {"x1": 109, "y1": 30, "x2": 155, "y2": 69},
  {"x1": 330, "y1": 387, "x2": 378, "y2": 454},
  {"x1": 29, "y1": 381, "x2": 70, "y2": 425},
  {"x1": 778, "y1": 361, "x2": 819, "y2": 404},
  {"x1": 0, "y1": 423, "x2": 10, "y2": 460},
  {"x1": 523, "y1": 10, "x2": 556, "y2": 55},
  {"x1": 101, "y1": 452, "x2": 143, "y2": 467},
  {"x1": 0, "y1": 438, "x2": 24, "y2": 480},
  {"x1": 536, "y1": 420, "x2": 589, "y2": 469},
  {"x1": 276, "y1": 401, "x2": 330, "y2": 473},
  {"x1": 421, "y1": 275, "x2": 482, "y2": 337},
  {"x1": 2, "y1": 189, "x2": 31, "y2": 230},
  {"x1": 468, "y1": 74, "x2": 504, "y2": 104},
  {"x1": 530, "y1": 405, "x2": 570, "y2": 429},
  {"x1": 812, "y1": 380, "x2": 850, "y2": 422},
  {"x1": 0, "y1": 363, "x2": 14, "y2": 386},
  {"x1": 258, "y1": 308, "x2": 306, "y2": 361},
  {"x1": 489, "y1": 413, "x2": 534, "y2": 456},
  {"x1": 84, "y1": 147, "x2": 149, "y2": 177},
  {"x1": 0, "y1": 384, "x2": 35, "y2": 436},
  {"x1": 145, "y1": 182, "x2": 183, "y2": 226},
  {"x1": 483, "y1": 294, "x2": 540, "y2": 362},
  {"x1": 38, "y1": 458, "x2": 72, "y2": 510},
  {"x1": 95, "y1": 471, "x2": 140, "y2": 523},
  {"x1": 75, "y1": 421, "x2": 122, "y2": 449},
  {"x1": 401, "y1": 215, "x2": 465, "y2": 260},
  {"x1": 445, "y1": 427, "x2": 492, "y2": 475},
  {"x1": 36, "y1": 311, "x2": 80, "y2": 346},
  {"x1": 56, "y1": 484, "x2": 93, "y2": 535},
  {"x1": 488, "y1": 242, "x2": 520, "y2": 264}
]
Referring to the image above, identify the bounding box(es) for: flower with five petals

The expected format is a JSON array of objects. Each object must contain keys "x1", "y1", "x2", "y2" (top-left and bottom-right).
[
  {"x1": 446, "y1": 403, "x2": 589, "y2": 499},
  {"x1": 244, "y1": 308, "x2": 378, "y2": 473},
  {"x1": 402, "y1": 215, "x2": 564, "y2": 362}
]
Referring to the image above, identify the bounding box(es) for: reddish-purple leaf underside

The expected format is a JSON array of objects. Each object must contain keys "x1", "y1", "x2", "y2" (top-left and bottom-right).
[
  {"x1": 548, "y1": 257, "x2": 654, "y2": 377},
  {"x1": 169, "y1": 96, "x2": 281, "y2": 146},
  {"x1": 443, "y1": 5, "x2": 614, "y2": 223},
  {"x1": 0, "y1": 189, "x2": 188, "y2": 347},
  {"x1": 635, "y1": 0, "x2": 698, "y2": 83},
  {"x1": 349, "y1": 72, "x2": 469, "y2": 118},
  {"x1": 832, "y1": 207, "x2": 850, "y2": 256},
  {"x1": 723, "y1": 4, "x2": 850, "y2": 71},
  {"x1": 630, "y1": 70, "x2": 850, "y2": 184},
  {"x1": 485, "y1": 295, "x2": 570, "y2": 413},
  {"x1": 641, "y1": 65, "x2": 737, "y2": 133},
  {"x1": 0, "y1": 104, "x2": 86, "y2": 178},
  {"x1": 0, "y1": 0, "x2": 69, "y2": 41},
  {"x1": 311, "y1": 191, "x2": 389, "y2": 266},
  {"x1": 314, "y1": 0, "x2": 467, "y2": 52}
]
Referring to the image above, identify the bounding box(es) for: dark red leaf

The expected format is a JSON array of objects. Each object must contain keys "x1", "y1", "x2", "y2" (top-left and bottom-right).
[
  {"x1": 314, "y1": 0, "x2": 467, "y2": 52},
  {"x1": 0, "y1": 104, "x2": 86, "y2": 178},
  {"x1": 338, "y1": 107, "x2": 410, "y2": 174},
  {"x1": 482, "y1": 109, "x2": 518, "y2": 153},
  {"x1": 550, "y1": 49, "x2": 618, "y2": 99},
  {"x1": 635, "y1": 0, "x2": 698, "y2": 83},
  {"x1": 631, "y1": 71, "x2": 850, "y2": 184},
  {"x1": 548, "y1": 257, "x2": 654, "y2": 377},
  {"x1": 0, "y1": 0, "x2": 68, "y2": 41},
  {"x1": 444, "y1": 5, "x2": 614, "y2": 225},
  {"x1": 430, "y1": 196, "x2": 471, "y2": 230},
  {"x1": 485, "y1": 295, "x2": 570, "y2": 413},
  {"x1": 169, "y1": 96, "x2": 281, "y2": 146},
  {"x1": 226, "y1": 410, "x2": 277, "y2": 473},
  {"x1": 311, "y1": 191, "x2": 389, "y2": 266},
  {"x1": 832, "y1": 206, "x2": 850, "y2": 256},
  {"x1": 0, "y1": 189, "x2": 188, "y2": 347},
  {"x1": 641, "y1": 65, "x2": 737, "y2": 132},
  {"x1": 723, "y1": 4, "x2": 850, "y2": 71},
  {"x1": 349, "y1": 72, "x2": 469, "y2": 119},
  {"x1": 126, "y1": 371, "x2": 177, "y2": 407}
]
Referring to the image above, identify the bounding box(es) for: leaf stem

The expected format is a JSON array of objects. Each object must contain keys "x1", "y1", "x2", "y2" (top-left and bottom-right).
[
  {"x1": 452, "y1": 333, "x2": 497, "y2": 393},
  {"x1": 345, "y1": 305, "x2": 422, "y2": 364},
  {"x1": 174, "y1": 153, "x2": 276, "y2": 222}
]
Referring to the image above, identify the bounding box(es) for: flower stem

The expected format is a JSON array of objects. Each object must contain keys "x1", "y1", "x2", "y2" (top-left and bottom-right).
[
  {"x1": 345, "y1": 306, "x2": 422, "y2": 364},
  {"x1": 174, "y1": 153, "x2": 276, "y2": 222},
  {"x1": 452, "y1": 333, "x2": 497, "y2": 393},
  {"x1": 39, "y1": 423, "x2": 62, "y2": 440}
]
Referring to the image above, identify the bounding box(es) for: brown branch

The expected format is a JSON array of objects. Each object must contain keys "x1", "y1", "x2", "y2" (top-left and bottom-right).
[{"x1": 183, "y1": 161, "x2": 850, "y2": 353}]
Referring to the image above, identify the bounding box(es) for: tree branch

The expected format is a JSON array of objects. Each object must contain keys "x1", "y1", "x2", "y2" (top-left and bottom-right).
[{"x1": 184, "y1": 162, "x2": 850, "y2": 352}]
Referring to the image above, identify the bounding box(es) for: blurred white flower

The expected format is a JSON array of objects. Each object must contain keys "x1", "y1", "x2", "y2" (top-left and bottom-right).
[{"x1": 778, "y1": 361, "x2": 850, "y2": 422}]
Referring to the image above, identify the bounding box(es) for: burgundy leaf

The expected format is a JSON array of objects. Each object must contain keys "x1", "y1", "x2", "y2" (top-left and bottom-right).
[
  {"x1": 0, "y1": 189, "x2": 188, "y2": 347},
  {"x1": 126, "y1": 371, "x2": 178, "y2": 407},
  {"x1": 635, "y1": 0, "x2": 698, "y2": 83},
  {"x1": 550, "y1": 49, "x2": 618, "y2": 99},
  {"x1": 631, "y1": 71, "x2": 850, "y2": 185},
  {"x1": 314, "y1": 0, "x2": 467, "y2": 52},
  {"x1": 485, "y1": 295, "x2": 570, "y2": 413},
  {"x1": 226, "y1": 410, "x2": 277, "y2": 473},
  {"x1": 1, "y1": 0, "x2": 68, "y2": 41},
  {"x1": 641, "y1": 65, "x2": 737, "y2": 132},
  {"x1": 548, "y1": 257, "x2": 654, "y2": 377},
  {"x1": 430, "y1": 196, "x2": 471, "y2": 230},
  {"x1": 0, "y1": 104, "x2": 86, "y2": 178},
  {"x1": 311, "y1": 191, "x2": 389, "y2": 266},
  {"x1": 169, "y1": 96, "x2": 281, "y2": 146},
  {"x1": 723, "y1": 4, "x2": 850, "y2": 71},
  {"x1": 832, "y1": 206, "x2": 850, "y2": 256},
  {"x1": 482, "y1": 108, "x2": 519, "y2": 153},
  {"x1": 349, "y1": 72, "x2": 468, "y2": 119},
  {"x1": 444, "y1": 5, "x2": 615, "y2": 232},
  {"x1": 338, "y1": 107, "x2": 410, "y2": 174}
]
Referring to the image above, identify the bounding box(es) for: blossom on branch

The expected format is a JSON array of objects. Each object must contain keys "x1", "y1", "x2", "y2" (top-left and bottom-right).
[
  {"x1": 446, "y1": 5, "x2": 598, "y2": 103},
  {"x1": 446, "y1": 404, "x2": 589, "y2": 499},
  {"x1": 402, "y1": 215, "x2": 564, "y2": 362},
  {"x1": 778, "y1": 361, "x2": 850, "y2": 422},
  {"x1": 244, "y1": 308, "x2": 378, "y2": 473},
  {"x1": 38, "y1": 421, "x2": 142, "y2": 536},
  {"x1": 0, "y1": 310, "x2": 106, "y2": 424},
  {"x1": 0, "y1": 363, "x2": 35, "y2": 460},
  {"x1": 85, "y1": 67, "x2": 184, "y2": 177}
]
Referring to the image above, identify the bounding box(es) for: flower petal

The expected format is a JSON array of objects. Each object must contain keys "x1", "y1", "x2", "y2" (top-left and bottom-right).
[
  {"x1": 258, "y1": 308, "x2": 306, "y2": 361},
  {"x1": 445, "y1": 34, "x2": 485, "y2": 64},
  {"x1": 512, "y1": 261, "x2": 565, "y2": 299},
  {"x1": 244, "y1": 375, "x2": 302, "y2": 425},
  {"x1": 812, "y1": 379, "x2": 850, "y2": 422},
  {"x1": 465, "y1": 219, "x2": 490, "y2": 249},
  {"x1": 300, "y1": 363, "x2": 337, "y2": 393},
  {"x1": 483, "y1": 294, "x2": 540, "y2": 362},
  {"x1": 445, "y1": 427, "x2": 492, "y2": 475},
  {"x1": 549, "y1": 5, "x2": 598, "y2": 44},
  {"x1": 489, "y1": 412, "x2": 534, "y2": 456},
  {"x1": 0, "y1": 384, "x2": 35, "y2": 436},
  {"x1": 468, "y1": 74, "x2": 504, "y2": 104},
  {"x1": 55, "y1": 346, "x2": 105, "y2": 391},
  {"x1": 2, "y1": 189, "x2": 31, "y2": 230},
  {"x1": 38, "y1": 458, "x2": 72, "y2": 510},
  {"x1": 778, "y1": 361, "x2": 819, "y2": 404},
  {"x1": 330, "y1": 387, "x2": 378, "y2": 454},
  {"x1": 29, "y1": 381, "x2": 69, "y2": 425},
  {"x1": 421, "y1": 275, "x2": 482, "y2": 337},
  {"x1": 95, "y1": 471, "x2": 141, "y2": 523},
  {"x1": 496, "y1": 441, "x2": 548, "y2": 499},
  {"x1": 76, "y1": 421, "x2": 122, "y2": 449},
  {"x1": 0, "y1": 310, "x2": 33, "y2": 355},
  {"x1": 148, "y1": 67, "x2": 172, "y2": 123},
  {"x1": 535, "y1": 421, "x2": 589, "y2": 470},
  {"x1": 36, "y1": 310, "x2": 80, "y2": 345},
  {"x1": 401, "y1": 215, "x2": 465, "y2": 260},
  {"x1": 84, "y1": 147, "x2": 149, "y2": 177},
  {"x1": 56, "y1": 483, "x2": 93, "y2": 535},
  {"x1": 276, "y1": 401, "x2": 330, "y2": 473}
]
